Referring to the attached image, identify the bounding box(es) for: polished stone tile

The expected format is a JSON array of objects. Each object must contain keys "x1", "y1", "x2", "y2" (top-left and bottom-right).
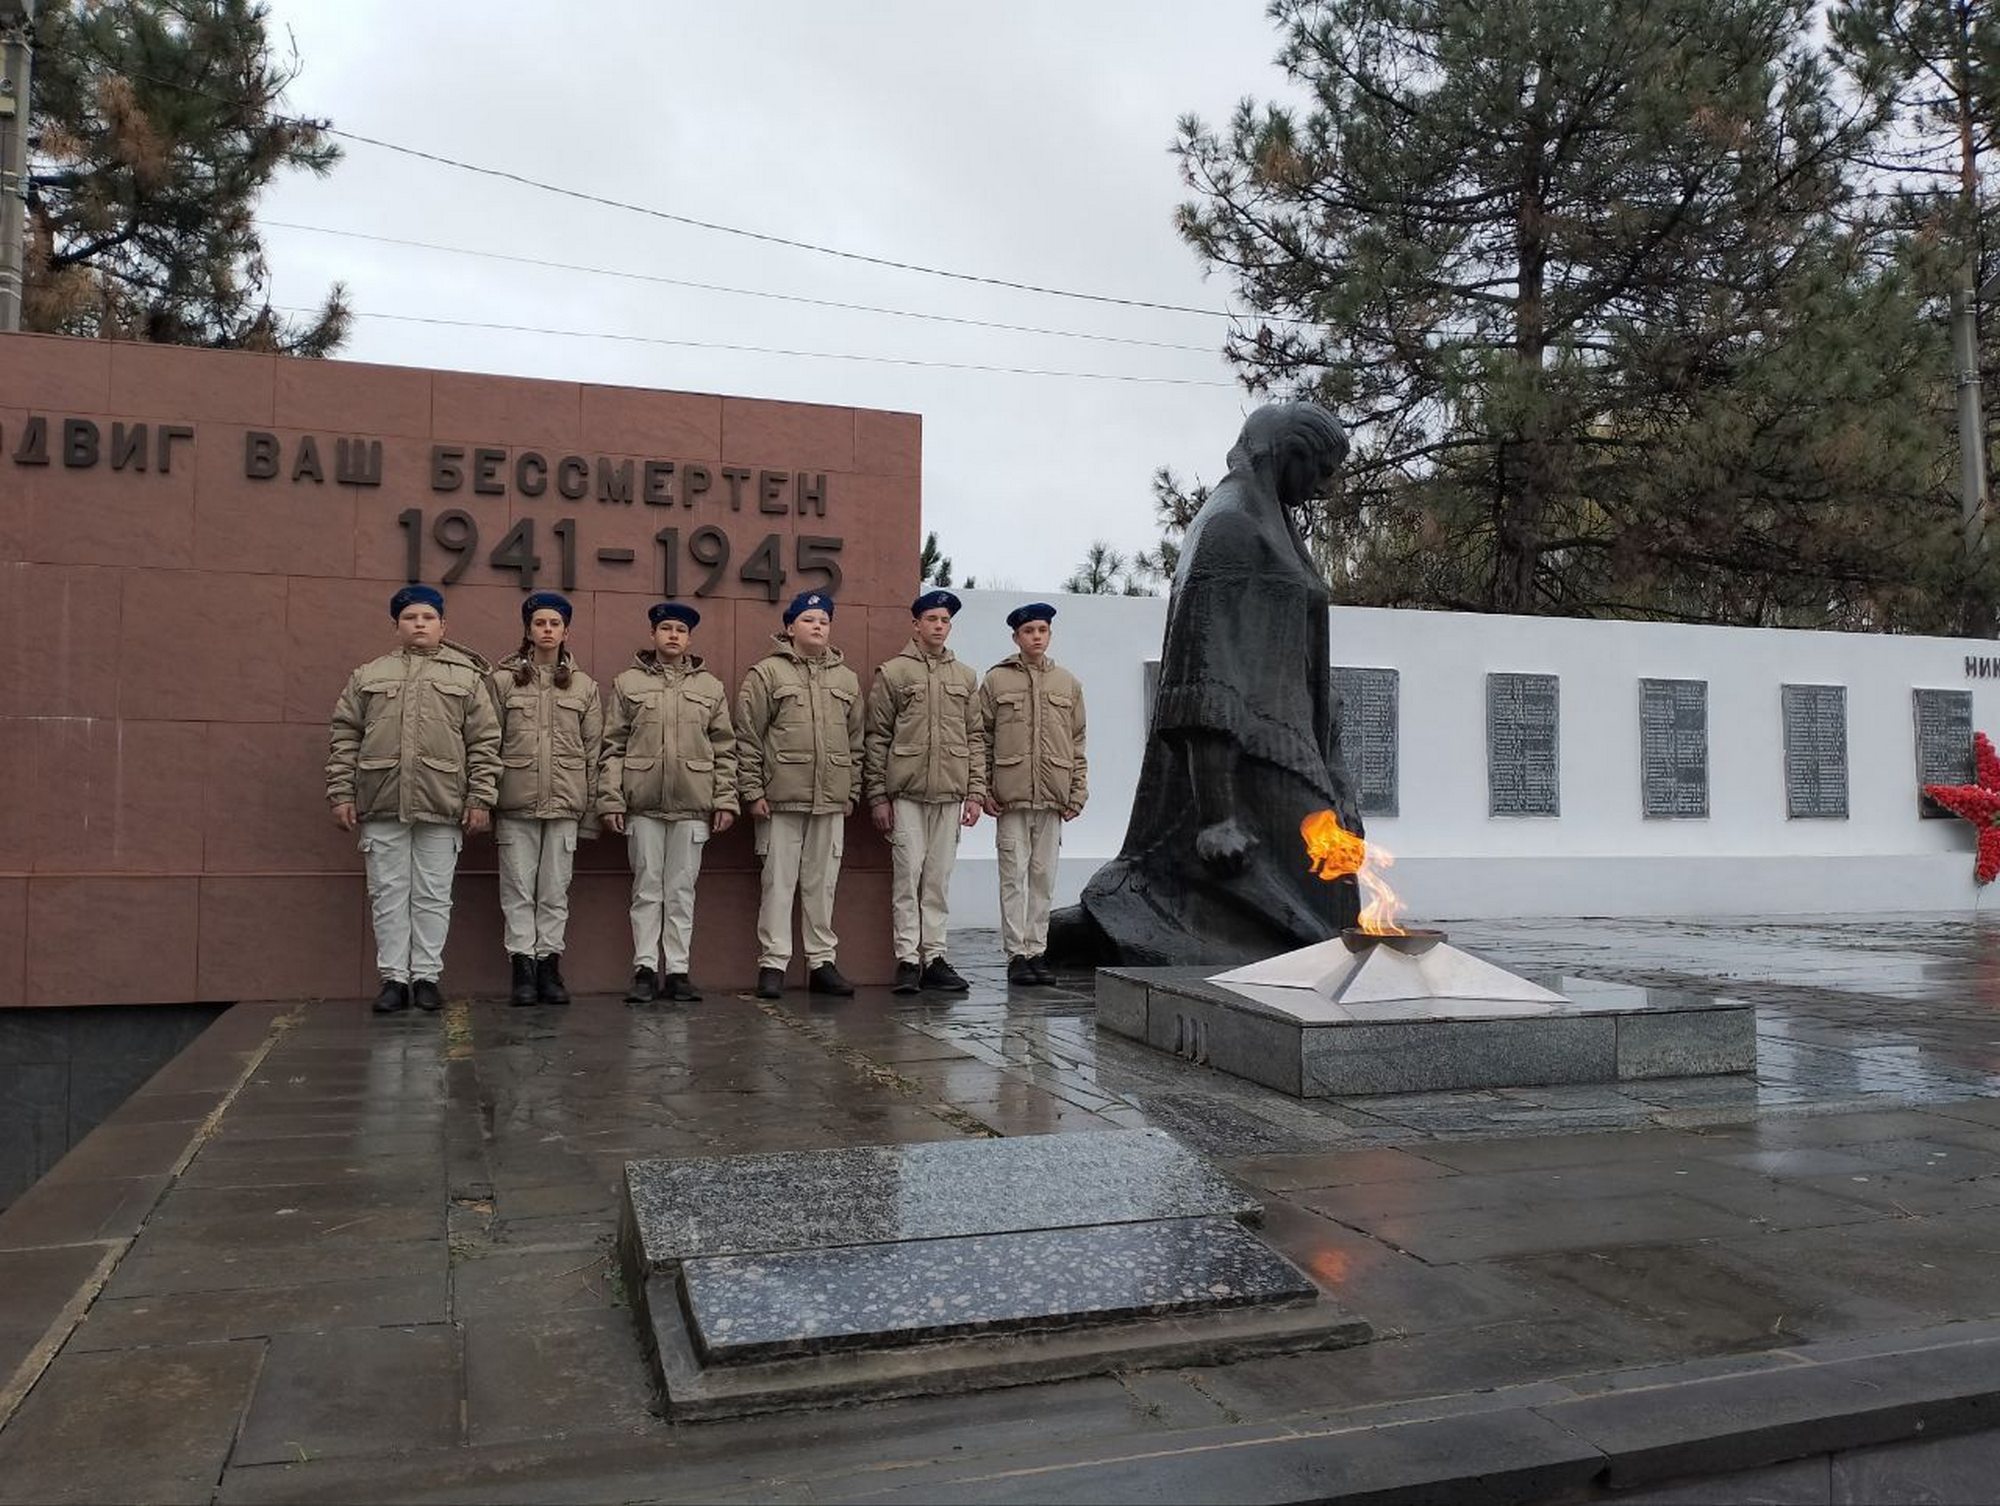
[
  {"x1": 681, "y1": 1215, "x2": 1314, "y2": 1363},
  {"x1": 624, "y1": 1129, "x2": 1255, "y2": 1266}
]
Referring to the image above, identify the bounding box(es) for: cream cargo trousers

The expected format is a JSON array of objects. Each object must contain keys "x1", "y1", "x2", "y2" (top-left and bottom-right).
[
  {"x1": 358, "y1": 819, "x2": 464, "y2": 984},
  {"x1": 494, "y1": 816, "x2": 578, "y2": 958},
  {"x1": 889, "y1": 798, "x2": 962, "y2": 965},
  {"x1": 996, "y1": 808, "x2": 1062, "y2": 959},
  {"x1": 627, "y1": 815, "x2": 709, "y2": 974},
  {"x1": 757, "y1": 811, "x2": 843, "y2": 971}
]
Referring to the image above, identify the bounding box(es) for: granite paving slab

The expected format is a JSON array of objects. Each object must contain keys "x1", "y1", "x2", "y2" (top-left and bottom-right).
[
  {"x1": 681, "y1": 1215, "x2": 1317, "y2": 1364},
  {"x1": 623, "y1": 1129, "x2": 1255, "y2": 1268}
]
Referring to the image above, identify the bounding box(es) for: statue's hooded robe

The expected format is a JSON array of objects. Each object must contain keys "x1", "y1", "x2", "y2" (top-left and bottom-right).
[{"x1": 1073, "y1": 403, "x2": 1364, "y2": 966}]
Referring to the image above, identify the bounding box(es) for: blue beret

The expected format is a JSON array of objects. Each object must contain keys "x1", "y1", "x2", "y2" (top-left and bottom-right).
[
  {"x1": 390, "y1": 584, "x2": 445, "y2": 620},
  {"x1": 784, "y1": 590, "x2": 835, "y2": 625},
  {"x1": 911, "y1": 589, "x2": 962, "y2": 617},
  {"x1": 649, "y1": 601, "x2": 700, "y2": 629},
  {"x1": 522, "y1": 591, "x2": 572, "y2": 625},
  {"x1": 1006, "y1": 602, "x2": 1057, "y2": 630}
]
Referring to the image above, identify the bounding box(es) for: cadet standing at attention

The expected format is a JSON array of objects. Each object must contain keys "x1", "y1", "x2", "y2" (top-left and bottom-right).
[
  {"x1": 977, "y1": 602, "x2": 1088, "y2": 986},
  {"x1": 598, "y1": 602, "x2": 738, "y2": 1005},
  {"x1": 488, "y1": 591, "x2": 602, "y2": 1009},
  {"x1": 737, "y1": 591, "x2": 864, "y2": 1000},
  {"x1": 864, "y1": 589, "x2": 984, "y2": 994},
  {"x1": 327, "y1": 585, "x2": 502, "y2": 1015}
]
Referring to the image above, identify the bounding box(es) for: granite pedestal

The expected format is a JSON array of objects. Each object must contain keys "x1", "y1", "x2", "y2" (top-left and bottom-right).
[
  {"x1": 616, "y1": 1129, "x2": 1370, "y2": 1418},
  {"x1": 1098, "y1": 966, "x2": 1756, "y2": 1097}
]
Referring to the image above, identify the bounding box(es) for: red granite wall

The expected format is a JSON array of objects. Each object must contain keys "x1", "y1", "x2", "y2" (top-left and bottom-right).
[{"x1": 0, "y1": 333, "x2": 922, "y2": 1005}]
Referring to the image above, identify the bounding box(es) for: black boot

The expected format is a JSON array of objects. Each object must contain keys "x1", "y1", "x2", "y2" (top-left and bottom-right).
[
  {"x1": 411, "y1": 978, "x2": 444, "y2": 1013},
  {"x1": 755, "y1": 966, "x2": 785, "y2": 1000},
  {"x1": 624, "y1": 966, "x2": 658, "y2": 1005},
  {"x1": 920, "y1": 957, "x2": 970, "y2": 994},
  {"x1": 508, "y1": 954, "x2": 538, "y2": 1006},
  {"x1": 1029, "y1": 956, "x2": 1057, "y2": 985},
  {"x1": 664, "y1": 973, "x2": 702, "y2": 1003},
  {"x1": 808, "y1": 962, "x2": 854, "y2": 997},
  {"x1": 892, "y1": 961, "x2": 922, "y2": 994},
  {"x1": 1006, "y1": 955, "x2": 1034, "y2": 986},
  {"x1": 536, "y1": 954, "x2": 570, "y2": 1006},
  {"x1": 371, "y1": 979, "x2": 410, "y2": 1014}
]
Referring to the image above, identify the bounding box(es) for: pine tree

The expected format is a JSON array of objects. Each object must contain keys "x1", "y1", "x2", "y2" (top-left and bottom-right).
[
  {"x1": 24, "y1": 0, "x2": 348, "y2": 353},
  {"x1": 1174, "y1": 0, "x2": 1953, "y2": 626}
]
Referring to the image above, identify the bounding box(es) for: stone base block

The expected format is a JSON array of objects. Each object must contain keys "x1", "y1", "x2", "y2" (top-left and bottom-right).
[
  {"x1": 616, "y1": 1129, "x2": 1370, "y2": 1419},
  {"x1": 1100, "y1": 968, "x2": 1755, "y2": 1098}
]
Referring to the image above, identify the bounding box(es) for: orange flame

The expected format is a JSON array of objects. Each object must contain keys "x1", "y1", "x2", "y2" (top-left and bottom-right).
[{"x1": 1300, "y1": 809, "x2": 1406, "y2": 934}]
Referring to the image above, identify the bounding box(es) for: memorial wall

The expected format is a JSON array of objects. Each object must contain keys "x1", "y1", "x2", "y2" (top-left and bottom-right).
[
  {"x1": 947, "y1": 594, "x2": 2000, "y2": 924},
  {"x1": 0, "y1": 333, "x2": 921, "y2": 1006}
]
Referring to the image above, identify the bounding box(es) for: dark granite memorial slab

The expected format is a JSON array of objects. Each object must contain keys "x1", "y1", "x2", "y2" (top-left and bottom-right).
[
  {"x1": 1489, "y1": 672, "x2": 1561, "y2": 817},
  {"x1": 1782, "y1": 683, "x2": 1848, "y2": 819},
  {"x1": 681, "y1": 1214, "x2": 1316, "y2": 1364},
  {"x1": 615, "y1": 1130, "x2": 1369, "y2": 1418},
  {"x1": 1100, "y1": 967, "x2": 1754, "y2": 1098},
  {"x1": 623, "y1": 1128, "x2": 1256, "y2": 1270},
  {"x1": 1332, "y1": 666, "x2": 1400, "y2": 817},
  {"x1": 1640, "y1": 677, "x2": 1709, "y2": 819},
  {"x1": 1914, "y1": 688, "x2": 1974, "y2": 819}
]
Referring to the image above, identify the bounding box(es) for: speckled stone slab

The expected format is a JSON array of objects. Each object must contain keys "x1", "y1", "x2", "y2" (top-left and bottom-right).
[
  {"x1": 624, "y1": 1129, "x2": 1257, "y2": 1270},
  {"x1": 681, "y1": 1214, "x2": 1316, "y2": 1364}
]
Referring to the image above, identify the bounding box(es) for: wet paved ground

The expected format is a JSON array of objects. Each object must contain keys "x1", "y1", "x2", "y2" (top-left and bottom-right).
[{"x1": 9, "y1": 915, "x2": 2000, "y2": 1501}]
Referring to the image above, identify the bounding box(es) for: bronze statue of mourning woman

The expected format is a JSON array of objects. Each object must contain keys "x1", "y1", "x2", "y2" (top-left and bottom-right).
[{"x1": 1053, "y1": 401, "x2": 1365, "y2": 967}]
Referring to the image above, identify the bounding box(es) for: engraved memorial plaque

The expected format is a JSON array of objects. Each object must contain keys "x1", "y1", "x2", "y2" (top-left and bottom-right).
[
  {"x1": 1332, "y1": 666, "x2": 1400, "y2": 817},
  {"x1": 1640, "y1": 678, "x2": 1709, "y2": 819},
  {"x1": 1782, "y1": 684, "x2": 1848, "y2": 819},
  {"x1": 1488, "y1": 672, "x2": 1560, "y2": 817},
  {"x1": 1913, "y1": 688, "x2": 1974, "y2": 819}
]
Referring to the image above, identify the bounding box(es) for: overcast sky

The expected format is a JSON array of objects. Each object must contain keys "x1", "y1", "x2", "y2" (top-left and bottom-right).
[{"x1": 258, "y1": 0, "x2": 1296, "y2": 591}]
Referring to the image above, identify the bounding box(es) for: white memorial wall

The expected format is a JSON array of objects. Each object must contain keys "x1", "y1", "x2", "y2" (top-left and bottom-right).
[{"x1": 940, "y1": 591, "x2": 2000, "y2": 925}]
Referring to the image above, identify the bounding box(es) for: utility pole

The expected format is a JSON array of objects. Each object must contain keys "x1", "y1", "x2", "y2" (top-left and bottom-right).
[
  {"x1": 0, "y1": 0, "x2": 33, "y2": 334},
  {"x1": 1953, "y1": 2, "x2": 1992, "y2": 633}
]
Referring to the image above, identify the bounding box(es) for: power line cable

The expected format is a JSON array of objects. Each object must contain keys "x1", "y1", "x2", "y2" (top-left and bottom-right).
[
  {"x1": 100, "y1": 62, "x2": 1308, "y2": 327},
  {"x1": 261, "y1": 220, "x2": 1224, "y2": 353},
  {"x1": 299, "y1": 306, "x2": 1239, "y2": 387}
]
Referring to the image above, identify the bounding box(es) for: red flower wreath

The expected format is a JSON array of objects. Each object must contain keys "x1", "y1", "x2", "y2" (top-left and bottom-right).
[{"x1": 1923, "y1": 731, "x2": 2000, "y2": 885}]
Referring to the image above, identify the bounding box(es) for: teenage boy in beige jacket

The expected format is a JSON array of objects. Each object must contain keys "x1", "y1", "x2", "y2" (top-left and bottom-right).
[
  {"x1": 976, "y1": 602, "x2": 1088, "y2": 986},
  {"x1": 327, "y1": 585, "x2": 501, "y2": 1015},
  {"x1": 737, "y1": 590, "x2": 864, "y2": 1000},
  {"x1": 864, "y1": 588, "x2": 985, "y2": 995},
  {"x1": 599, "y1": 601, "x2": 738, "y2": 1005}
]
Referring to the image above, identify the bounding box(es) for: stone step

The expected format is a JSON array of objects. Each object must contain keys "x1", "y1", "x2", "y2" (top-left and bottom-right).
[
  {"x1": 622, "y1": 1128, "x2": 1256, "y2": 1270},
  {"x1": 679, "y1": 1214, "x2": 1319, "y2": 1365}
]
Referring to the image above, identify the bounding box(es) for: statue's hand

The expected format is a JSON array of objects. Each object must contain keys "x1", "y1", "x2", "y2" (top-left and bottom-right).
[{"x1": 1195, "y1": 817, "x2": 1255, "y2": 876}]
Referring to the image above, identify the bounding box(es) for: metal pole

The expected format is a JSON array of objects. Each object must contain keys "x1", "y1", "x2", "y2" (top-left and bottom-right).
[
  {"x1": 1954, "y1": 273, "x2": 1990, "y2": 565},
  {"x1": 0, "y1": 3, "x2": 33, "y2": 334}
]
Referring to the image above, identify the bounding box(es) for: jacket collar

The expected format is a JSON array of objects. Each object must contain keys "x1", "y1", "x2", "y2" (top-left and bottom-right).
[
  {"x1": 898, "y1": 640, "x2": 956, "y2": 667},
  {"x1": 769, "y1": 632, "x2": 845, "y2": 669},
  {"x1": 635, "y1": 649, "x2": 706, "y2": 676}
]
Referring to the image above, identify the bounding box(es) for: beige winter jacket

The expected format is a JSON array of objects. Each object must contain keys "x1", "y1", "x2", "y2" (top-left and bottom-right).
[
  {"x1": 598, "y1": 652, "x2": 740, "y2": 820},
  {"x1": 863, "y1": 642, "x2": 984, "y2": 805},
  {"x1": 976, "y1": 654, "x2": 1088, "y2": 813},
  {"x1": 327, "y1": 641, "x2": 501, "y2": 824},
  {"x1": 486, "y1": 655, "x2": 603, "y2": 821},
  {"x1": 736, "y1": 636, "x2": 865, "y2": 814}
]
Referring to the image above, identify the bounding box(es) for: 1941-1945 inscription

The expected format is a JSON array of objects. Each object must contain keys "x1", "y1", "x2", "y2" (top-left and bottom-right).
[{"x1": 2, "y1": 414, "x2": 844, "y2": 599}]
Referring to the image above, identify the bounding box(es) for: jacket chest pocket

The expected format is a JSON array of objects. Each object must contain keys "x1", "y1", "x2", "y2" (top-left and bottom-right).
[
  {"x1": 676, "y1": 689, "x2": 718, "y2": 749},
  {"x1": 995, "y1": 690, "x2": 1030, "y2": 758},
  {"x1": 939, "y1": 682, "x2": 972, "y2": 756},
  {"x1": 553, "y1": 693, "x2": 591, "y2": 758},
  {"x1": 770, "y1": 684, "x2": 813, "y2": 756},
  {"x1": 422, "y1": 681, "x2": 472, "y2": 767},
  {"x1": 1042, "y1": 693, "x2": 1076, "y2": 766},
  {"x1": 824, "y1": 686, "x2": 857, "y2": 766},
  {"x1": 359, "y1": 682, "x2": 403, "y2": 760},
  {"x1": 501, "y1": 691, "x2": 542, "y2": 760},
  {"x1": 628, "y1": 690, "x2": 667, "y2": 757}
]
